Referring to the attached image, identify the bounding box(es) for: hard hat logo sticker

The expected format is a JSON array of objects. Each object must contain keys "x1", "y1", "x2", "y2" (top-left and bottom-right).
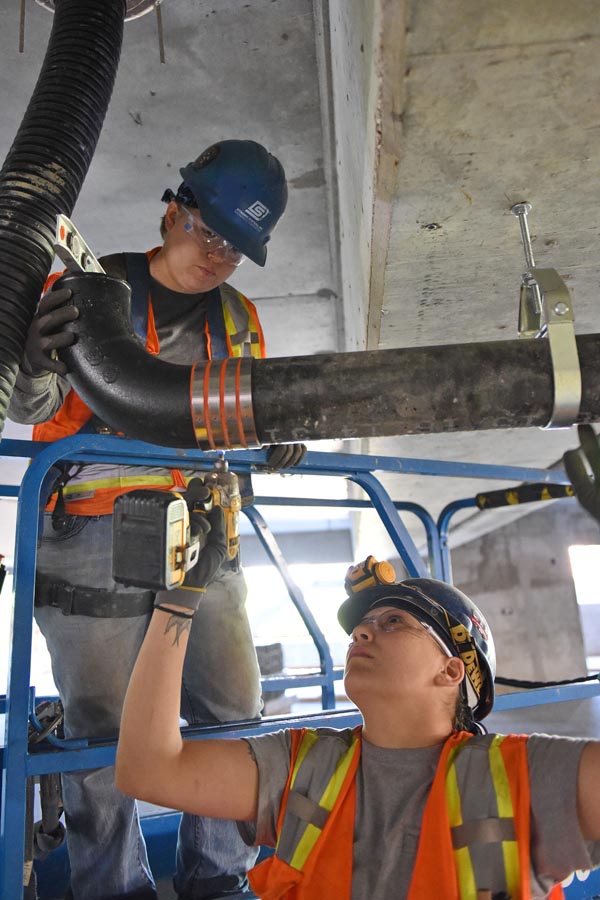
[
  {"x1": 235, "y1": 201, "x2": 271, "y2": 232},
  {"x1": 469, "y1": 613, "x2": 488, "y2": 641},
  {"x1": 245, "y1": 201, "x2": 270, "y2": 221}
]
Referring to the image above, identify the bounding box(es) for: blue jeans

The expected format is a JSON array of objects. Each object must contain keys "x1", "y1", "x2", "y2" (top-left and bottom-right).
[{"x1": 35, "y1": 513, "x2": 261, "y2": 900}]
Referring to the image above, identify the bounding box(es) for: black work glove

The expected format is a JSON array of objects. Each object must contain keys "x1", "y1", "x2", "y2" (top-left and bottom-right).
[
  {"x1": 265, "y1": 443, "x2": 307, "y2": 471},
  {"x1": 185, "y1": 505, "x2": 228, "y2": 590},
  {"x1": 563, "y1": 424, "x2": 600, "y2": 522},
  {"x1": 24, "y1": 286, "x2": 78, "y2": 376},
  {"x1": 184, "y1": 477, "x2": 213, "y2": 544}
]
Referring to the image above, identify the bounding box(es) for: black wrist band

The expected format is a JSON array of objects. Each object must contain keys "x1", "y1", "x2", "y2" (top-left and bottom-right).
[{"x1": 154, "y1": 604, "x2": 195, "y2": 619}]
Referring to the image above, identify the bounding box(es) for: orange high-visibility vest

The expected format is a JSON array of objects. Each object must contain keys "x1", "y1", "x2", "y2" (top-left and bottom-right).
[
  {"x1": 33, "y1": 248, "x2": 265, "y2": 515},
  {"x1": 249, "y1": 728, "x2": 566, "y2": 900}
]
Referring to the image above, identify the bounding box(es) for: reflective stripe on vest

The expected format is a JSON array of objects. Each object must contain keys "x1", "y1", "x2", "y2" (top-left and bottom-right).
[{"x1": 220, "y1": 288, "x2": 265, "y2": 359}]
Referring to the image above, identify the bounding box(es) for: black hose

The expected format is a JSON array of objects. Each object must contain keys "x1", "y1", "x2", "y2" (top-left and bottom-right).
[{"x1": 0, "y1": 0, "x2": 126, "y2": 437}]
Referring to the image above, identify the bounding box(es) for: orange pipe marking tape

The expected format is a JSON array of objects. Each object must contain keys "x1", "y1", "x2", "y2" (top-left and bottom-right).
[
  {"x1": 203, "y1": 361, "x2": 216, "y2": 450},
  {"x1": 219, "y1": 358, "x2": 231, "y2": 448},
  {"x1": 234, "y1": 358, "x2": 247, "y2": 448}
]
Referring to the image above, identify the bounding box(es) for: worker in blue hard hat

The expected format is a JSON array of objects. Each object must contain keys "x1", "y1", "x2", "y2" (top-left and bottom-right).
[
  {"x1": 161, "y1": 139, "x2": 288, "y2": 268},
  {"x1": 9, "y1": 139, "x2": 305, "y2": 900},
  {"x1": 116, "y1": 553, "x2": 600, "y2": 899}
]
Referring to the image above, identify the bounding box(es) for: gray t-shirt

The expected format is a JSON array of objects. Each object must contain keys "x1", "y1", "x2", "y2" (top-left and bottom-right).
[{"x1": 239, "y1": 728, "x2": 600, "y2": 899}]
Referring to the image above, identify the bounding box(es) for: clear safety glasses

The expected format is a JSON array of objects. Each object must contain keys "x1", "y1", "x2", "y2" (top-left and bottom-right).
[
  {"x1": 356, "y1": 610, "x2": 453, "y2": 656},
  {"x1": 181, "y1": 207, "x2": 245, "y2": 266}
]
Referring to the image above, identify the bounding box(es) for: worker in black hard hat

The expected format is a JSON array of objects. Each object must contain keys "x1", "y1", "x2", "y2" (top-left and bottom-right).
[
  {"x1": 338, "y1": 559, "x2": 496, "y2": 730},
  {"x1": 117, "y1": 554, "x2": 600, "y2": 899},
  {"x1": 9, "y1": 139, "x2": 305, "y2": 900}
]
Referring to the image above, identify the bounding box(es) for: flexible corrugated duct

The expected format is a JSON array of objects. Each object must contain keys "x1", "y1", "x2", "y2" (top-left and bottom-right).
[{"x1": 0, "y1": 0, "x2": 126, "y2": 438}]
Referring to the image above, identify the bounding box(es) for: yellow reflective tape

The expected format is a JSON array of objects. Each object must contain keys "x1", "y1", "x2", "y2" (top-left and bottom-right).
[
  {"x1": 318, "y1": 733, "x2": 360, "y2": 812},
  {"x1": 288, "y1": 732, "x2": 360, "y2": 871},
  {"x1": 489, "y1": 737, "x2": 520, "y2": 898},
  {"x1": 489, "y1": 737, "x2": 512, "y2": 818},
  {"x1": 275, "y1": 731, "x2": 319, "y2": 854},
  {"x1": 447, "y1": 746, "x2": 477, "y2": 899},
  {"x1": 289, "y1": 731, "x2": 318, "y2": 790},
  {"x1": 289, "y1": 823, "x2": 321, "y2": 871},
  {"x1": 454, "y1": 846, "x2": 477, "y2": 899},
  {"x1": 445, "y1": 746, "x2": 463, "y2": 827},
  {"x1": 222, "y1": 293, "x2": 263, "y2": 359},
  {"x1": 62, "y1": 475, "x2": 176, "y2": 496},
  {"x1": 221, "y1": 301, "x2": 241, "y2": 358}
]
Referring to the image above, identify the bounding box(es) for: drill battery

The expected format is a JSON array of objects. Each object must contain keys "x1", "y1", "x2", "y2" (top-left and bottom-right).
[{"x1": 112, "y1": 490, "x2": 201, "y2": 591}]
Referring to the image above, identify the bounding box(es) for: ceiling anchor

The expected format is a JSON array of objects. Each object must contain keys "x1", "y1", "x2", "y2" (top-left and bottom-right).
[{"x1": 511, "y1": 201, "x2": 581, "y2": 430}]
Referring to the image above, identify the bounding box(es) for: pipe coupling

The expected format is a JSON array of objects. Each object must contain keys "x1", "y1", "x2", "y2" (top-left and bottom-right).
[{"x1": 191, "y1": 357, "x2": 260, "y2": 450}]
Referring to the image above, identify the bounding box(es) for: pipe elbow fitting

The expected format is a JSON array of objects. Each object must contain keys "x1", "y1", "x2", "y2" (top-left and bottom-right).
[{"x1": 57, "y1": 272, "x2": 260, "y2": 450}]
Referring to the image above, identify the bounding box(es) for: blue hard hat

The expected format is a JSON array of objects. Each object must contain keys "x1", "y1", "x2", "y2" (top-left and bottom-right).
[
  {"x1": 175, "y1": 140, "x2": 287, "y2": 267},
  {"x1": 338, "y1": 577, "x2": 496, "y2": 720}
]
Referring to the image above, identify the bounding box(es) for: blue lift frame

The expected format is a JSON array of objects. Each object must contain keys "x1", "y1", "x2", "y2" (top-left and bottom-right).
[{"x1": 1, "y1": 435, "x2": 599, "y2": 900}]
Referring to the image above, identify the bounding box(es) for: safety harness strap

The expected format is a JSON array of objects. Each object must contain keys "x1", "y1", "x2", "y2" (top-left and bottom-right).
[
  {"x1": 124, "y1": 252, "x2": 152, "y2": 341},
  {"x1": 205, "y1": 288, "x2": 229, "y2": 359}
]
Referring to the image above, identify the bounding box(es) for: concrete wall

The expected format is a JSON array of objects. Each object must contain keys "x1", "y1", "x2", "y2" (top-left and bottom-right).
[{"x1": 450, "y1": 497, "x2": 600, "y2": 684}]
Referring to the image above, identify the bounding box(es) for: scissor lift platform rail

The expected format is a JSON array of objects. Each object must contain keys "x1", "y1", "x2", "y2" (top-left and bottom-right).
[{"x1": 1, "y1": 436, "x2": 599, "y2": 900}]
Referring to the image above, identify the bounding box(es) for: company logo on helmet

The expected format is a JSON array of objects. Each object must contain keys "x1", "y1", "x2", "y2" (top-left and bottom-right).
[
  {"x1": 461, "y1": 650, "x2": 483, "y2": 696},
  {"x1": 245, "y1": 201, "x2": 270, "y2": 221},
  {"x1": 449, "y1": 623, "x2": 483, "y2": 697},
  {"x1": 470, "y1": 613, "x2": 488, "y2": 641},
  {"x1": 235, "y1": 201, "x2": 271, "y2": 233}
]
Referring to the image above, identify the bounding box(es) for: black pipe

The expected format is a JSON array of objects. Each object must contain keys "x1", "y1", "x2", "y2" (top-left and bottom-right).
[
  {"x1": 0, "y1": 0, "x2": 126, "y2": 437},
  {"x1": 251, "y1": 335, "x2": 600, "y2": 441},
  {"x1": 58, "y1": 272, "x2": 600, "y2": 448}
]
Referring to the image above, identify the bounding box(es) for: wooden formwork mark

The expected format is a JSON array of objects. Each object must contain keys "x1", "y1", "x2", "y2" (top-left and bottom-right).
[{"x1": 367, "y1": 0, "x2": 407, "y2": 351}]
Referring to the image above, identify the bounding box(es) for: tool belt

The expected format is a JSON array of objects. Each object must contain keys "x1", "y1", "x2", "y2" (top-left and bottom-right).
[{"x1": 35, "y1": 579, "x2": 155, "y2": 618}]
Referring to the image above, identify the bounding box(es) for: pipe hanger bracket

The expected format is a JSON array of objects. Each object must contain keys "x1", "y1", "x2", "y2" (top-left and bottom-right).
[
  {"x1": 518, "y1": 267, "x2": 582, "y2": 429},
  {"x1": 511, "y1": 202, "x2": 581, "y2": 430}
]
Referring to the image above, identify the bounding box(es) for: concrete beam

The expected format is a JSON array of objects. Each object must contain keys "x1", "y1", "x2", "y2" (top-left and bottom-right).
[{"x1": 328, "y1": 0, "x2": 406, "y2": 351}]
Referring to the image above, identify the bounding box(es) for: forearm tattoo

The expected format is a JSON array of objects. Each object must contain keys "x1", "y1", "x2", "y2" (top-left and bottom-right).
[{"x1": 163, "y1": 614, "x2": 192, "y2": 646}]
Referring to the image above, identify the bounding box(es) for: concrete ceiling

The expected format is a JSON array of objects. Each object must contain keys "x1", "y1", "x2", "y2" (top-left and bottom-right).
[{"x1": 1, "y1": 0, "x2": 599, "y2": 564}]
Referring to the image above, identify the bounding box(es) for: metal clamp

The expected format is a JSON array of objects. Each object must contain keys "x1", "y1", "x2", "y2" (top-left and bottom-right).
[{"x1": 511, "y1": 203, "x2": 581, "y2": 429}]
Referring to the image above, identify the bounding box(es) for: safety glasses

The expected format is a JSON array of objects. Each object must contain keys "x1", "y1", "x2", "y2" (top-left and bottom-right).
[
  {"x1": 181, "y1": 207, "x2": 245, "y2": 266},
  {"x1": 356, "y1": 609, "x2": 453, "y2": 656}
]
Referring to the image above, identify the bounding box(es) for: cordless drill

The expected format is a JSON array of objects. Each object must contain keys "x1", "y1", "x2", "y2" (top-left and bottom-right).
[{"x1": 203, "y1": 454, "x2": 241, "y2": 562}]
